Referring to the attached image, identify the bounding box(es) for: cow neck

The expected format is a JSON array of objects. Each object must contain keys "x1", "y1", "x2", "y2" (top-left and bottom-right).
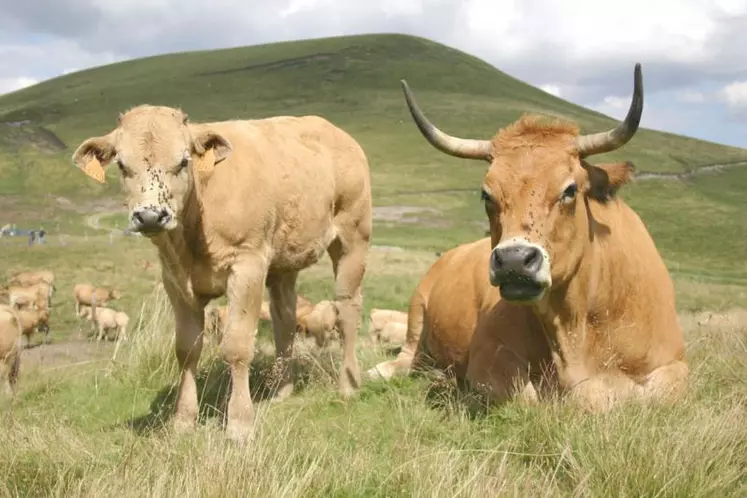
[
  {"x1": 149, "y1": 192, "x2": 204, "y2": 309},
  {"x1": 531, "y1": 219, "x2": 613, "y2": 388}
]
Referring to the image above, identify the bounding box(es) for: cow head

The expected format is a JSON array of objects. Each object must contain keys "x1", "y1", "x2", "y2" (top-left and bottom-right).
[
  {"x1": 402, "y1": 64, "x2": 642, "y2": 303},
  {"x1": 71, "y1": 105, "x2": 232, "y2": 236}
]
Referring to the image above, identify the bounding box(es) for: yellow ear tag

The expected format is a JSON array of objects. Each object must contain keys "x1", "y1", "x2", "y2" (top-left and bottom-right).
[
  {"x1": 82, "y1": 157, "x2": 106, "y2": 184},
  {"x1": 195, "y1": 148, "x2": 216, "y2": 173}
]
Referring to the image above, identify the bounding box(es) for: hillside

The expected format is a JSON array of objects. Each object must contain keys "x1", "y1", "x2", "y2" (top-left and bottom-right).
[
  {"x1": 1, "y1": 33, "x2": 746, "y2": 285},
  {"x1": 1, "y1": 33, "x2": 747, "y2": 198}
]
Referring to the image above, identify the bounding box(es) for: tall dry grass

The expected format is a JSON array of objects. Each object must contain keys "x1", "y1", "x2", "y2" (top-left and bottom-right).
[{"x1": 0, "y1": 290, "x2": 745, "y2": 497}]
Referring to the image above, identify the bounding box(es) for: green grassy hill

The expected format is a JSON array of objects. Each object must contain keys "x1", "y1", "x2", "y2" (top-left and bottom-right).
[
  {"x1": 2, "y1": 33, "x2": 746, "y2": 286},
  {"x1": 2, "y1": 33, "x2": 747, "y2": 197}
]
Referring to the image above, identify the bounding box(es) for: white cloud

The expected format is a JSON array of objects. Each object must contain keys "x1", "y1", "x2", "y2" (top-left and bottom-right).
[
  {"x1": 677, "y1": 90, "x2": 707, "y2": 104},
  {"x1": 2, "y1": 0, "x2": 747, "y2": 143},
  {"x1": 539, "y1": 84, "x2": 562, "y2": 97},
  {"x1": 719, "y1": 81, "x2": 747, "y2": 109},
  {"x1": 0, "y1": 76, "x2": 38, "y2": 95}
]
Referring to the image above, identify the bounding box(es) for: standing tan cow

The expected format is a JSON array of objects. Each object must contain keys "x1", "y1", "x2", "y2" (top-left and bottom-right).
[
  {"x1": 71, "y1": 105, "x2": 372, "y2": 441},
  {"x1": 73, "y1": 284, "x2": 121, "y2": 316},
  {"x1": 0, "y1": 305, "x2": 22, "y2": 398},
  {"x1": 369, "y1": 64, "x2": 688, "y2": 412}
]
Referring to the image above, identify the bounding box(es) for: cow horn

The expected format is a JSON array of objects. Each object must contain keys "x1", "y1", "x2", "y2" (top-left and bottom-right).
[
  {"x1": 575, "y1": 63, "x2": 644, "y2": 157},
  {"x1": 401, "y1": 80, "x2": 493, "y2": 161}
]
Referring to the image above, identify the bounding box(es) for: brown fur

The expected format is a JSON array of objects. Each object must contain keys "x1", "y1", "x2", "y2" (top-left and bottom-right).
[
  {"x1": 9, "y1": 270, "x2": 55, "y2": 288},
  {"x1": 297, "y1": 300, "x2": 339, "y2": 347},
  {"x1": 16, "y1": 307, "x2": 51, "y2": 344},
  {"x1": 368, "y1": 308, "x2": 408, "y2": 345},
  {"x1": 73, "y1": 284, "x2": 121, "y2": 316},
  {"x1": 8, "y1": 283, "x2": 51, "y2": 311},
  {"x1": 370, "y1": 114, "x2": 687, "y2": 412},
  {"x1": 71, "y1": 105, "x2": 372, "y2": 442},
  {"x1": 0, "y1": 305, "x2": 22, "y2": 398}
]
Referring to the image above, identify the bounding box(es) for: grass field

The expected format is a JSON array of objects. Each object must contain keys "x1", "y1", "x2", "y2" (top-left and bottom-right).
[{"x1": 0, "y1": 33, "x2": 746, "y2": 496}]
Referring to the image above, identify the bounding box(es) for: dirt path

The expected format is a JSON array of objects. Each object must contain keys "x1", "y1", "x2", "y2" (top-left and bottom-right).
[{"x1": 20, "y1": 339, "x2": 114, "y2": 372}]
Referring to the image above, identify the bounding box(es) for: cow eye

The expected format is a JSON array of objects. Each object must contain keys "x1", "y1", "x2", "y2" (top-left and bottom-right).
[
  {"x1": 480, "y1": 189, "x2": 493, "y2": 203},
  {"x1": 561, "y1": 183, "x2": 578, "y2": 203},
  {"x1": 178, "y1": 158, "x2": 189, "y2": 172}
]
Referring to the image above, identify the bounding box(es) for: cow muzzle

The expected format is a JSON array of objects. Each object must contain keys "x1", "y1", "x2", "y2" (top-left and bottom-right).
[
  {"x1": 489, "y1": 238, "x2": 552, "y2": 302},
  {"x1": 130, "y1": 205, "x2": 175, "y2": 235}
]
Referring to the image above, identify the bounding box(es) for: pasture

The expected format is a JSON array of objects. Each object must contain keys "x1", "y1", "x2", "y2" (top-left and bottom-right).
[{"x1": 1, "y1": 34, "x2": 746, "y2": 496}]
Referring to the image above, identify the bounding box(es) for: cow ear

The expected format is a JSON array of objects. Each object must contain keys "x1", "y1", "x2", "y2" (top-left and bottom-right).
[
  {"x1": 191, "y1": 129, "x2": 232, "y2": 173},
  {"x1": 583, "y1": 160, "x2": 635, "y2": 202},
  {"x1": 71, "y1": 133, "x2": 117, "y2": 184}
]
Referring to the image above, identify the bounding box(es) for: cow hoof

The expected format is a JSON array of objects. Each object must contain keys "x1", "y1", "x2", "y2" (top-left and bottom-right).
[
  {"x1": 171, "y1": 415, "x2": 196, "y2": 434},
  {"x1": 225, "y1": 420, "x2": 254, "y2": 445},
  {"x1": 365, "y1": 362, "x2": 393, "y2": 381}
]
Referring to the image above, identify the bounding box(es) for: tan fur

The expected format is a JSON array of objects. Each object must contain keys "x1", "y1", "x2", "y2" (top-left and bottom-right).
[
  {"x1": 87, "y1": 305, "x2": 129, "y2": 341},
  {"x1": 370, "y1": 114, "x2": 687, "y2": 412},
  {"x1": 368, "y1": 308, "x2": 408, "y2": 345},
  {"x1": 8, "y1": 283, "x2": 51, "y2": 311},
  {"x1": 9, "y1": 270, "x2": 55, "y2": 288},
  {"x1": 73, "y1": 283, "x2": 121, "y2": 316},
  {"x1": 0, "y1": 305, "x2": 22, "y2": 398},
  {"x1": 259, "y1": 293, "x2": 313, "y2": 323},
  {"x1": 15, "y1": 307, "x2": 51, "y2": 343},
  {"x1": 71, "y1": 105, "x2": 372, "y2": 442},
  {"x1": 297, "y1": 300, "x2": 339, "y2": 347}
]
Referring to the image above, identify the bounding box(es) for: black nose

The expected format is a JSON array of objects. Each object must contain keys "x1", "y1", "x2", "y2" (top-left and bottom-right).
[
  {"x1": 491, "y1": 244, "x2": 543, "y2": 275},
  {"x1": 131, "y1": 207, "x2": 171, "y2": 231}
]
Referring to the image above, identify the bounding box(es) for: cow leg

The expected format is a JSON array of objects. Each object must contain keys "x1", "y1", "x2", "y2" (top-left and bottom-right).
[
  {"x1": 327, "y1": 230, "x2": 369, "y2": 397},
  {"x1": 221, "y1": 257, "x2": 267, "y2": 443},
  {"x1": 8, "y1": 351, "x2": 19, "y2": 397},
  {"x1": 163, "y1": 280, "x2": 206, "y2": 434},
  {"x1": 266, "y1": 271, "x2": 299, "y2": 402},
  {"x1": 639, "y1": 360, "x2": 689, "y2": 404},
  {"x1": 367, "y1": 290, "x2": 427, "y2": 381}
]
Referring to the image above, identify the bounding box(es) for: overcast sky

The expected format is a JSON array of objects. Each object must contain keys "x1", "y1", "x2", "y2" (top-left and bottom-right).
[{"x1": 2, "y1": 0, "x2": 747, "y2": 147}]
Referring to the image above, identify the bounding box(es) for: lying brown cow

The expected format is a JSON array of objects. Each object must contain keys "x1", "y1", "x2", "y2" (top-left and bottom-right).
[
  {"x1": 8, "y1": 283, "x2": 51, "y2": 311},
  {"x1": 72, "y1": 104, "x2": 372, "y2": 441},
  {"x1": 0, "y1": 304, "x2": 22, "y2": 397},
  {"x1": 73, "y1": 283, "x2": 121, "y2": 316},
  {"x1": 369, "y1": 63, "x2": 688, "y2": 412},
  {"x1": 368, "y1": 308, "x2": 408, "y2": 346},
  {"x1": 9, "y1": 270, "x2": 55, "y2": 289}
]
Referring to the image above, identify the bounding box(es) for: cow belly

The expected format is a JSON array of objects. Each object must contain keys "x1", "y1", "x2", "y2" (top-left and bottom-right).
[{"x1": 271, "y1": 218, "x2": 338, "y2": 272}]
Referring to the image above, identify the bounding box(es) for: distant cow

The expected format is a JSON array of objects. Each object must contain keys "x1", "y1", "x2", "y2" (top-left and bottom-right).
[
  {"x1": 88, "y1": 301, "x2": 129, "y2": 341},
  {"x1": 297, "y1": 300, "x2": 339, "y2": 347},
  {"x1": 0, "y1": 305, "x2": 22, "y2": 397},
  {"x1": 368, "y1": 308, "x2": 408, "y2": 347},
  {"x1": 16, "y1": 307, "x2": 51, "y2": 345},
  {"x1": 9, "y1": 270, "x2": 55, "y2": 290},
  {"x1": 71, "y1": 104, "x2": 372, "y2": 441},
  {"x1": 73, "y1": 284, "x2": 121, "y2": 316},
  {"x1": 369, "y1": 63, "x2": 687, "y2": 412},
  {"x1": 8, "y1": 283, "x2": 52, "y2": 311}
]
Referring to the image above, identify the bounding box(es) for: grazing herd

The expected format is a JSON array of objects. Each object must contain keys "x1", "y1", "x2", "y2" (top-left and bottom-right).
[{"x1": 1, "y1": 63, "x2": 694, "y2": 441}]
